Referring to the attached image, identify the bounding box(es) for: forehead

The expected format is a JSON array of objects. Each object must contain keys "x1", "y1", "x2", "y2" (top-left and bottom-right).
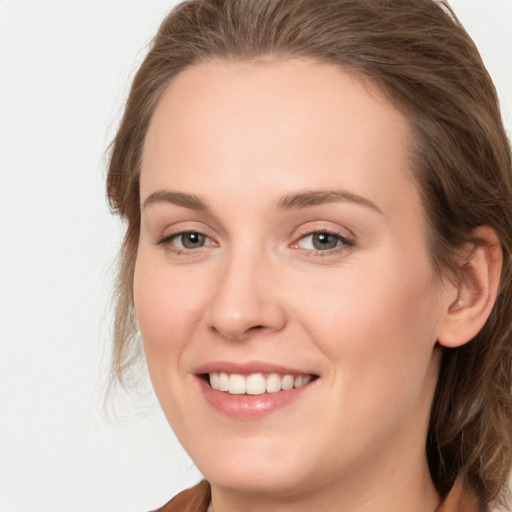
[{"x1": 141, "y1": 58, "x2": 418, "y2": 217}]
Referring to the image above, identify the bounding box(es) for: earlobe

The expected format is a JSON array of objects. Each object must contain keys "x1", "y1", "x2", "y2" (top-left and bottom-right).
[{"x1": 437, "y1": 226, "x2": 502, "y2": 348}]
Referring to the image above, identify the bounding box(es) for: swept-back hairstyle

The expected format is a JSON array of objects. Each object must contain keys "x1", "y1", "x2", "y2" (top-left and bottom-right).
[{"x1": 107, "y1": 0, "x2": 512, "y2": 507}]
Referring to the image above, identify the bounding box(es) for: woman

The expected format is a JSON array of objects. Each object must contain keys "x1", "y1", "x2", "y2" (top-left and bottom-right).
[{"x1": 107, "y1": 0, "x2": 512, "y2": 510}]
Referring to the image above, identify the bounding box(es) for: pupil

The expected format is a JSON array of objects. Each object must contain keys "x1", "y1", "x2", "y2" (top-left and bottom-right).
[{"x1": 313, "y1": 233, "x2": 337, "y2": 250}]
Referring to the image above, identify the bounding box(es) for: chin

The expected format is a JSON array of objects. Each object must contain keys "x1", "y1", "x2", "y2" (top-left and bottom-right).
[
  {"x1": 205, "y1": 464, "x2": 308, "y2": 497},
  {"x1": 191, "y1": 437, "x2": 313, "y2": 496}
]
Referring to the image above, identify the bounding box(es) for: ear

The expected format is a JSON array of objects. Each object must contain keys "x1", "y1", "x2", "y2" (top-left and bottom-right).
[{"x1": 437, "y1": 226, "x2": 502, "y2": 348}]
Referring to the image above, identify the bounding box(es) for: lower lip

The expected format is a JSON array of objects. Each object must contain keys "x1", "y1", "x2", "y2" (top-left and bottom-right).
[{"x1": 197, "y1": 377, "x2": 315, "y2": 419}]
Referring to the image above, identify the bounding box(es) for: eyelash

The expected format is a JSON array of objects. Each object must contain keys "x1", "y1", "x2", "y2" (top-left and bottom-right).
[
  {"x1": 156, "y1": 231, "x2": 214, "y2": 255},
  {"x1": 294, "y1": 230, "x2": 354, "y2": 256},
  {"x1": 156, "y1": 230, "x2": 354, "y2": 257}
]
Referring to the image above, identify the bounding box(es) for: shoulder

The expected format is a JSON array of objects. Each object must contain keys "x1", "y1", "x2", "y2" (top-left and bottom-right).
[{"x1": 150, "y1": 480, "x2": 211, "y2": 512}]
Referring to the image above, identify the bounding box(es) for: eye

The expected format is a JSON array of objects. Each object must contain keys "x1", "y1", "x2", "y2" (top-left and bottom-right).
[
  {"x1": 174, "y1": 232, "x2": 208, "y2": 249},
  {"x1": 296, "y1": 231, "x2": 353, "y2": 252},
  {"x1": 157, "y1": 231, "x2": 215, "y2": 252}
]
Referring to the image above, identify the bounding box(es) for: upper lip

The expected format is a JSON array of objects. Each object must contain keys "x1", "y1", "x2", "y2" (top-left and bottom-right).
[{"x1": 194, "y1": 361, "x2": 318, "y2": 377}]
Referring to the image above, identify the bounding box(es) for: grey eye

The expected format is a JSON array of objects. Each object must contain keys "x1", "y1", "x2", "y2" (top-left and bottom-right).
[{"x1": 179, "y1": 232, "x2": 206, "y2": 249}]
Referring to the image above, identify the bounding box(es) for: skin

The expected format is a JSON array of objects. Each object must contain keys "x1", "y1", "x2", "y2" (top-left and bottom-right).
[{"x1": 134, "y1": 59, "x2": 493, "y2": 511}]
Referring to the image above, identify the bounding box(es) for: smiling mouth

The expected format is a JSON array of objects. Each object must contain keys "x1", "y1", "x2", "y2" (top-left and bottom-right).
[{"x1": 206, "y1": 372, "x2": 317, "y2": 395}]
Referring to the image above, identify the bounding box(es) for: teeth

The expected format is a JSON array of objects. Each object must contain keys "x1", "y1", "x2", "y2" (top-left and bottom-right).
[
  {"x1": 218, "y1": 372, "x2": 229, "y2": 392},
  {"x1": 246, "y1": 373, "x2": 266, "y2": 395},
  {"x1": 266, "y1": 373, "x2": 282, "y2": 393},
  {"x1": 229, "y1": 374, "x2": 246, "y2": 394},
  {"x1": 210, "y1": 372, "x2": 219, "y2": 390},
  {"x1": 281, "y1": 375, "x2": 294, "y2": 391},
  {"x1": 208, "y1": 372, "x2": 314, "y2": 395}
]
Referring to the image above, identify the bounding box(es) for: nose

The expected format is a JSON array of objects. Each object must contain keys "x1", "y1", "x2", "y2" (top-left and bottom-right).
[{"x1": 206, "y1": 248, "x2": 287, "y2": 341}]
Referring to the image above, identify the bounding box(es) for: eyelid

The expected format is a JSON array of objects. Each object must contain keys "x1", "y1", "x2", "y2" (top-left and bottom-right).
[
  {"x1": 292, "y1": 221, "x2": 354, "y2": 242},
  {"x1": 289, "y1": 223, "x2": 355, "y2": 257},
  {"x1": 151, "y1": 219, "x2": 214, "y2": 243},
  {"x1": 154, "y1": 224, "x2": 219, "y2": 257},
  {"x1": 294, "y1": 230, "x2": 354, "y2": 246},
  {"x1": 158, "y1": 230, "x2": 214, "y2": 243},
  {"x1": 168, "y1": 231, "x2": 213, "y2": 246},
  {"x1": 297, "y1": 232, "x2": 351, "y2": 247}
]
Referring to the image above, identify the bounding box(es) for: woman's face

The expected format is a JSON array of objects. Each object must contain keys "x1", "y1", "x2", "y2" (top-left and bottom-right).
[{"x1": 135, "y1": 59, "x2": 450, "y2": 501}]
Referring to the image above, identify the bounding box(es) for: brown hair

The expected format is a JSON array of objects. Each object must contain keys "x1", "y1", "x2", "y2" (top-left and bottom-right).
[{"x1": 107, "y1": 0, "x2": 512, "y2": 507}]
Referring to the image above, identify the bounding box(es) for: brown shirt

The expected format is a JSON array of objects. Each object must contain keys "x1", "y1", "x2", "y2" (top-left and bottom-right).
[
  {"x1": 152, "y1": 479, "x2": 483, "y2": 512},
  {"x1": 153, "y1": 480, "x2": 211, "y2": 512}
]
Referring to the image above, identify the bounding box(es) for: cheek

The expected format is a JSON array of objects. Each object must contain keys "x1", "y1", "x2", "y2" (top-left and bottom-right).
[
  {"x1": 133, "y1": 251, "x2": 206, "y2": 371},
  {"x1": 297, "y1": 258, "x2": 438, "y2": 341},
  {"x1": 293, "y1": 255, "x2": 441, "y2": 409}
]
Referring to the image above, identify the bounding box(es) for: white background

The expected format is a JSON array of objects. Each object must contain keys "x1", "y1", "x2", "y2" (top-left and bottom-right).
[{"x1": 0, "y1": 1, "x2": 511, "y2": 511}]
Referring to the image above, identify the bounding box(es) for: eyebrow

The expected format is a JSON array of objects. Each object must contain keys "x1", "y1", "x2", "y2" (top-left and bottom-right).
[
  {"x1": 276, "y1": 190, "x2": 383, "y2": 214},
  {"x1": 142, "y1": 190, "x2": 209, "y2": 212},
  {"x1": 142, "y1": 188, "x2": 382, "y2": 214}
]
